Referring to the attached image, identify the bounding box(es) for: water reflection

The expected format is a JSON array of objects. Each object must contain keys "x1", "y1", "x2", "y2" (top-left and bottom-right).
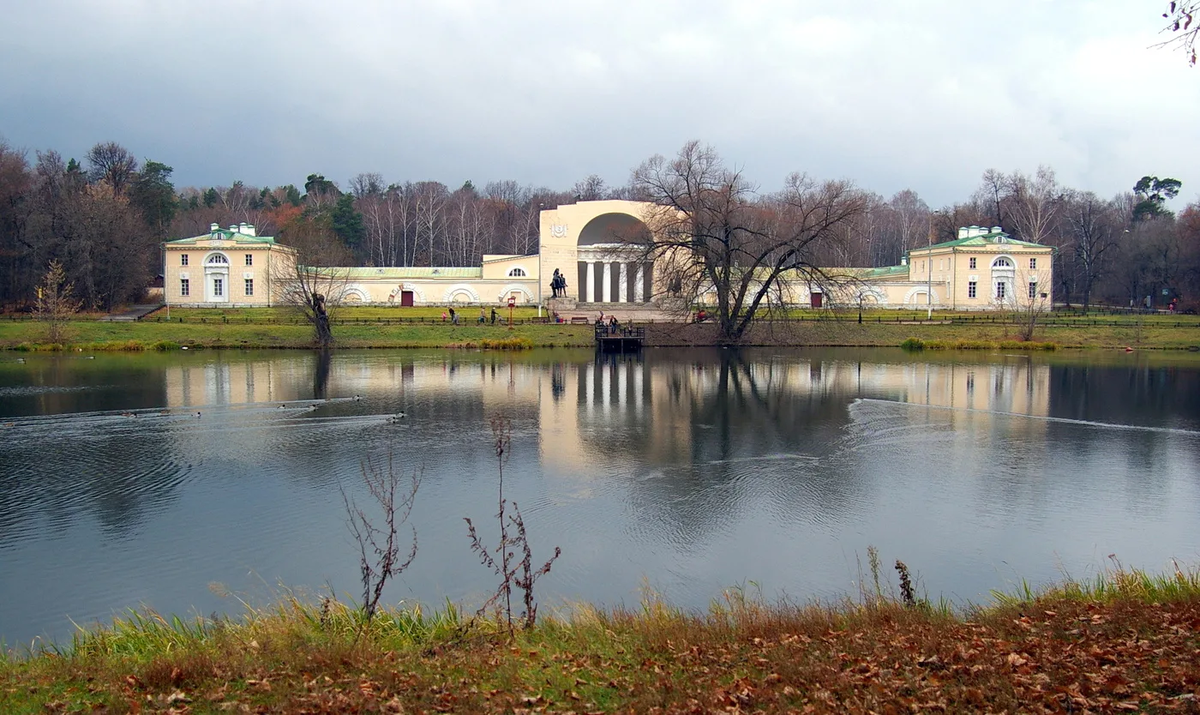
[{"x1": 1, "y1": 348, "x2": 1198, "y2": 646}]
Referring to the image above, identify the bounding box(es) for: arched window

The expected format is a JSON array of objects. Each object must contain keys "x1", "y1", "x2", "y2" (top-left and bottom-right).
[
  {"x1": 207, "y1": 254, "x2": 229, "y2": 265},
  {"x1": 992, "y1": 257, "x2": 1012, "y2": 268},
  {"x1": 508, "y1": 267, "x2": 526, "y2": 277}
]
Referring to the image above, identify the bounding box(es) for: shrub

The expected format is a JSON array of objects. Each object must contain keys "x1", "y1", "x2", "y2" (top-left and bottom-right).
[
  {"x1": 152, "y1": 340, "x2": 182, "y2": 351},
  {"x1": 899, "y1": 337, "x2": 925, "y2": 351},
  {"x1": 479, "y1": 337, "x2": 533, "y2": 351}
]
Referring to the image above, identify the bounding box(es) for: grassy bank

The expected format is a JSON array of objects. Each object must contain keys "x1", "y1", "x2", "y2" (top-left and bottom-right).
[
  {"x1": 0, "y1": 320, "x2": 594, "y2": 351},
  {"x1": 3, "y1": 305, "x2": 1200, "y2": 350},
  {"x1": 3, "y1": 565, "x2": 1199, "y2": 713},
  {"x1": 645, "y1": 317, "x2": 1200, "y2": 350}
]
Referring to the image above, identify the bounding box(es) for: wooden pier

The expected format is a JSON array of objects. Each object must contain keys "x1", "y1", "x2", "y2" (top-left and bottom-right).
[{"x1": 595, "y1": 322, "x2": 645, "y2": 352}]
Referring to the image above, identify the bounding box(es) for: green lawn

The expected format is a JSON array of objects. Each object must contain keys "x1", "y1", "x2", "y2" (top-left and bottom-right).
[
  {"x1": 3, "y1": 305, "x2": 1199, "y2": 351},
  {"x1": 0, "y1": 318, "x2": 593, "y2": 350}
]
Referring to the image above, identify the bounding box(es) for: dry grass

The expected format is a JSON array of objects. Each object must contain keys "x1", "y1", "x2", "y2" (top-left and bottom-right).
[{"x1": 4, "y1": 564, "x2": 1199, "y2": 713}]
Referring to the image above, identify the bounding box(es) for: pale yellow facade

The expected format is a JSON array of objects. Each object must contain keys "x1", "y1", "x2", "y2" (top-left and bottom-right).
[
  {"x1": 335, "y1": 254, "x2": 540, "y2": 306},
  {"x1": 537, "y1": 200, "x2": 660, "y2": 304},
  {"x1": 163, "y1": 223, "x2": 297, "y2": 307},
  {"x1": 165, "y1": 206, "x2": 1052, "y2": 311},
  {"x1": 807, "y1": 225, "x2": 1054, "y2": 310}
]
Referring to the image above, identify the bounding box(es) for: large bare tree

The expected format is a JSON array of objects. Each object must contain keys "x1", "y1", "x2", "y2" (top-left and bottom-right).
[
  {"x1": 632, "y1": 141, "x2": 866, "y2": 345},
  {"x1": 1064, "y1": 191, "x2": 1122, "y2": 313},
  {"x1": 272, "y1": 215, "x2": 354, "y2": 347},
  {"x1": 85, "y1": 142, "x2": 138, "y2": 197}
]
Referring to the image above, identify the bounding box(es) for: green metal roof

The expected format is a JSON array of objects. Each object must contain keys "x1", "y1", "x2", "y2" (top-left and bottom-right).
[
  {"x1": 340, "y1": 266, "x2": 485, "y2": 279},
  {"x1": 911, "y1": 230, "x2": 1047, "y2": 252},
  {"x1": 859, "y1": 265, "x2": 910, "y2": 279},
  {"x1": 167, "y1": 229, "x2": 277, "y2": 245}
]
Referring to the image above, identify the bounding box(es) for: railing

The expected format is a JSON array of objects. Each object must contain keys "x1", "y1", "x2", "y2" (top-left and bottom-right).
[{"x1": 595, "y1": 323, "x2": 646, "y2": 340}]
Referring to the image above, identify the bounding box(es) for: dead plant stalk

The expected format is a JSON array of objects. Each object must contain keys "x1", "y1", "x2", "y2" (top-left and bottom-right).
[
  {"x1": 465, "y1": 415, "x2": 560, "y2": 632},
  {"x1": 340, "y1": 452, "x2": 420, "y2": 626}
]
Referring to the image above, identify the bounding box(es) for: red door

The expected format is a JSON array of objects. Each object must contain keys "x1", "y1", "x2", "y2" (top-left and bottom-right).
[
  {"x1": 400, "y1": 291, "x2": 414, "y2": 307},
  {"x1": 810, "y1": 292, "x2": 823, "y2": 308}
]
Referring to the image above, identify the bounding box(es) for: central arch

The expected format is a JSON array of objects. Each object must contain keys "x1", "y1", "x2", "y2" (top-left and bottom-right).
[
  {"x1": 538, "y1": 200, "x2": 659, "y2": 304},
  {"x1": 575, "y1": 212, "x2": 654, "y2": 304},
  {"x1": 577, "y1": 213, "x2": 652, "y2": 246}
]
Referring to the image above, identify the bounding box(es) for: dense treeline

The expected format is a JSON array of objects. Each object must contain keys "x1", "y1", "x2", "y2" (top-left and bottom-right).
[{"x1": 1, "y1": 138, "x2": 1197, "y2": 311}]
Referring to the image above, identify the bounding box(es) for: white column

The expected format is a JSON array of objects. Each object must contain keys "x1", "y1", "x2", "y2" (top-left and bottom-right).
[
  {"x1": 586, "y1": 261, "x2": 596, "y2": 303},
  {"x1": 602, "y1": 262, "x2": 612, "y2": 302},
  {"x1": 634, "y1": 264, "x2": 644, "y2": 302},
  {"x1": 584, "y1": 363, "x2": 595, "y2": 417},
  {"x1": 618, "y1": 263, "x2": 628, "y2": 303}
]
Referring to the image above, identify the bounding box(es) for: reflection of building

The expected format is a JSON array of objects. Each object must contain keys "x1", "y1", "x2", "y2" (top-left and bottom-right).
[
  {"x1": 165, "y1": 203, "x2": 1051, "y2": 310},
  {"x1": 161, "y1": 354, "x2": 1051, "y2": 471}
]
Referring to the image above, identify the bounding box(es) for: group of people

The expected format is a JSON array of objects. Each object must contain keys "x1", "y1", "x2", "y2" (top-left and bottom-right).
[
  {"x1": 441, "y1": 307, "x2": 501, "y2": 324},
  {"x1": 550, "y1": 268, "x2": 568, "y2": 298}
]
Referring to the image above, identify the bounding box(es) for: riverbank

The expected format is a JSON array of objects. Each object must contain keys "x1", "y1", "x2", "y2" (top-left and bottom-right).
[
  {"x1": 0, "y1": 320, "x2": 595, "y2": 351},
  {"x1": 2, "y1": 307, "x2": 1199, "y2": 350},
  {"x1": 642, "y1": 316, "x2": 1200, "y2": 350},
  {"x1": 3, "y1": 566, "x2": 1198, "y2": 713}
]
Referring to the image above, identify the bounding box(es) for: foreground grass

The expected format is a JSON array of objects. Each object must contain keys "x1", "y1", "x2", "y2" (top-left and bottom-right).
[{"x1": 4, "y1": 566, "x2": 1199, "y2": 713}]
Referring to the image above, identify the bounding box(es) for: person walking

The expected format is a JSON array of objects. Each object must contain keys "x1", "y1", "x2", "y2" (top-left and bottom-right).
[{"x1": 448, "y1": 307, "x2": 458, "y2": 325}]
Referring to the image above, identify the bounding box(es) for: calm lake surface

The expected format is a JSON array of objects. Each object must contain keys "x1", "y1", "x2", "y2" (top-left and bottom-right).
[{"x1": 2, "y1": 347, "x2": 1199, "y2": 646}]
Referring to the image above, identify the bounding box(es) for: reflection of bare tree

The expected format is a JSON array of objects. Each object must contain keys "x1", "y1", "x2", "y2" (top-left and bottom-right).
[
  {"x1": 313, "y1": 349, "x2": 331, "y2": 399},
  {"x1": 574, "y1": 349, "x2": 867, "y2": 548}
]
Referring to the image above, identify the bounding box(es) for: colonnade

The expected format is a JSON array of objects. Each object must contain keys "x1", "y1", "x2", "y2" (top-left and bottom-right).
[{"x1": 575, "y1": 260, "x2": 654, "y2": 303}]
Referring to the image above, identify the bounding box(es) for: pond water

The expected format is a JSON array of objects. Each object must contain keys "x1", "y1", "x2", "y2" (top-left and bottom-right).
[{"x1": 2, "y1": 347, "x2": 1199, "y2": 646}]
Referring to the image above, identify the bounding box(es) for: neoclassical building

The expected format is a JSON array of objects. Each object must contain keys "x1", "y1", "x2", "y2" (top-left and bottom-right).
[
  {"x1": 163, "y1": 223, "x2": 296, "y2": 307},
  {"x1": 164, "y1": 203, "x2": 1052, "y2": 310}
]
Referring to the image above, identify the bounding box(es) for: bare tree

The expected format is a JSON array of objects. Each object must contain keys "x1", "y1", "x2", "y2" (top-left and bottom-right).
[
  {"x1": 1012, "y1": 263, "x2": 1053, "y2": 341},
  {"x1": 34, "y1": 259, "x2": 82, "y2": 343},
  {"x1": 1158, "y1": 1, "x2": 1197, "y2": 65},
  {"x1": 1007, "y1": 166, "x2": 1063, "y2": 244},
  {"x1": 1064, "y1": 191, "x2": 1122, "y2": 313},
  {"x1": 465, "y1": 415, "x2": 560, "y2": 632},
  {"x1": 85, "y1": 142, "x2": 138, "y2": 196},
  {"x1": 571, "y1": 174, "x2": 608, "y2": 201},
  {"x1": 412, "y1": 181, "x2": 448, "y2": 265},
  {"x1": 972, "y1": 169, "x2": 1008, "y2": 228},
  {"x1": 632, "y1": 141, "x2": 866, "y2": 345},
  {"x1": 272, "y1": 216, "x2": 353, "y2": 346}
]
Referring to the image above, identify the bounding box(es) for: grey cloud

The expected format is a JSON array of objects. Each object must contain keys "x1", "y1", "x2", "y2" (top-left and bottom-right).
[{"x1": 1, "y1": 0, "x2": 1194, "y2": 207}]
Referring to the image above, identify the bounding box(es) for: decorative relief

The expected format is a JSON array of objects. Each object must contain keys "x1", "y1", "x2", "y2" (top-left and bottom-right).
[{"x1": 550, "y1": 224, "x2": 568, "y2": 238}]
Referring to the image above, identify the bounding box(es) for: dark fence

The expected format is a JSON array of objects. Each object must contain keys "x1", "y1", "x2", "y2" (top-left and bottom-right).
[{"x1": 3, "y1": 311, "x2": 1198, "y2": 329}]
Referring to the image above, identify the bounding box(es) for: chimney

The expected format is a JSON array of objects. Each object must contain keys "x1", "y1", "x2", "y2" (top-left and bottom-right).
[
  {"x1": 991, "y1": 226, "x2": 1002, "y2": 234},
  {"x1": 957, "y1": 227, "x2": 968, "y2": 239},
  {"x1": 210, "y1": 222, "x2": 219, "y2": 232},
  {"x1": 228, "y1": 224, "x2": 238, "y2": 233},
  {"x1": 238, "y1": 222, "x2": 248, "y2": 234},
  {"x1": 244, "y1": 224, "x2": 256, "y2": 236},
  {"x1": 901, "y1": 256, "x2": 908, "y2": 266}
]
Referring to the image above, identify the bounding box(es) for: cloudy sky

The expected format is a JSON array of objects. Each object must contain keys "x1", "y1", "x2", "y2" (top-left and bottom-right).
[{"x1": 2, "y1": 0, "x2": 1196, "y2": 207}]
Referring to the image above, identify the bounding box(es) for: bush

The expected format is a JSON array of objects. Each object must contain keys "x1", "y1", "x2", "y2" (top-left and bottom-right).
[
  {"x1": 899, "y1": 337, "x2": 925, "y2": 351},
  {"x1": 152, "y1": 340, "x2": 182, "y2": 351},
  {"x1": 478, "y1": 337, "x2": 534, "y2": 351}
]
